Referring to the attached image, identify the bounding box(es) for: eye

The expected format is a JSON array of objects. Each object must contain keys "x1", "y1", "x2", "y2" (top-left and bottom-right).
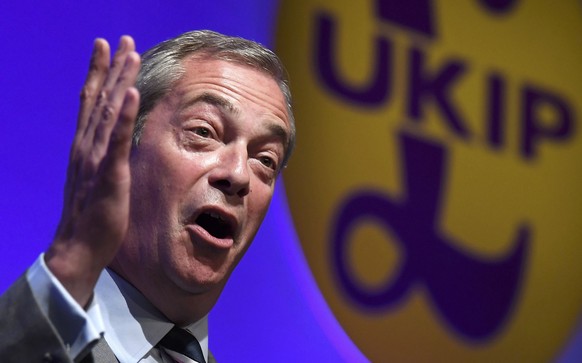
[
  {"x1": 258, "y1": 155, "x2": 277, "y2": 170},
  {"x1": 191, "y1": 126, "x2": 212, "y2": 138}
]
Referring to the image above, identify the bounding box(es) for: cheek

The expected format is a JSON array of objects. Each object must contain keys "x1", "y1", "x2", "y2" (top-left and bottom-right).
[
  {"x1": 130, "y1": 157, "x2": 189, "y2": 250},
  {"x1": 247, "y1": 186, "x2": 274, "y2": 227},
  {"x1": 132, "y1": 154, "x2": 190, "y2": 211},
  {"x1": 159, "y1": 232, "x2": 188, "y2": 265}
]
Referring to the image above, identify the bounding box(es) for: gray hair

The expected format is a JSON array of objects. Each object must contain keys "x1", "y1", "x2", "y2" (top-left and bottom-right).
[{"x1": 133, "y1": 30, "x2": 295, "y2": 168}]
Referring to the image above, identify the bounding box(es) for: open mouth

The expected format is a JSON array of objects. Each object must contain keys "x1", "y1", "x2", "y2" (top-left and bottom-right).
[{"x1": 195, "y1": 211, "x2": 234, "y2": 239}]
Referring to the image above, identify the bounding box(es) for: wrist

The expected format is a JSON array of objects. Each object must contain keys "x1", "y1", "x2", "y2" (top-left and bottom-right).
[{"x1": 45, "y1": 241, "x2": 102, "y2": 308}]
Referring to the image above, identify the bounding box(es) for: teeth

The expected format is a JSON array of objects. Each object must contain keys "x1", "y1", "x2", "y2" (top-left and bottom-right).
[{"x1": 209, "y1": 212, "x2": 224, "y2": 221}]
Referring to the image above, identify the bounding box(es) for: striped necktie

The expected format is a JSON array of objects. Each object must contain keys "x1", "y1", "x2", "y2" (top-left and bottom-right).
[{"x1": 159, "y1": 326, "x2": 206, "y2": 363}]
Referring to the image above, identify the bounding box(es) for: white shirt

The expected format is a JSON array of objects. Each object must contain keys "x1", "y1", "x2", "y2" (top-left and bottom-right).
[{"x1": 27, "y1": 255, "x2": 209, "y2": 363}]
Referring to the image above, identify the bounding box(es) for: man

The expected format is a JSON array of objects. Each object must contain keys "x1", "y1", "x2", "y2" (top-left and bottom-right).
[{"x1": 0, "y1": 30, "x2": 295, "y2": 362}]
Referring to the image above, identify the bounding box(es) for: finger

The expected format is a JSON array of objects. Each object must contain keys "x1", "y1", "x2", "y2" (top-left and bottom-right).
[
  {"x1": 83, "y1": 36, "x2": 135, "y2": 147},
  {"x1": 92, "y1": 51, "x2": 141, "y2": 156},
  {"x1": 99, "y1": 86, "x2": 140, "y2": 185},
  {"x1": 75, "y1": 39, "x2": 110, "y2": 144},
  {"x1": 65, "y1": 38, "x2": 110, "y2": 210},
  {"x1": 102, "y1": 36, "x2": 135, "y2": 95}
]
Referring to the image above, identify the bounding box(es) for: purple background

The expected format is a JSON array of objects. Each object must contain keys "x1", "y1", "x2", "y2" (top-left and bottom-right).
[{"x1": 0, "y1": 1, "x2": 580, "y2": 361}]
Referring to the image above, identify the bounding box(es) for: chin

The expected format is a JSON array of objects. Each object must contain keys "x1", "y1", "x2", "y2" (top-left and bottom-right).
[{"x1": 167, "y1": 261, "x2": 227, "y2": 295}]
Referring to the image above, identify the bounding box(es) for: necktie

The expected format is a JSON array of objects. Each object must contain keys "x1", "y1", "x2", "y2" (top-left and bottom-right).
[{"x1": 159, "y1": 326, "x2": 206, "y2": 363}]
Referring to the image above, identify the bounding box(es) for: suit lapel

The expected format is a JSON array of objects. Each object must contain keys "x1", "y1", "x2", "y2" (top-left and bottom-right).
[{"x1": 90, "y1": 337, "x2": 119, "y2": 363}]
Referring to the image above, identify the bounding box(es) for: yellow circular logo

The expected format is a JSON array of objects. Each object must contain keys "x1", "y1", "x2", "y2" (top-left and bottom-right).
[{"x1": 276, "y1": 1, "x2": 582, "y2": 361}]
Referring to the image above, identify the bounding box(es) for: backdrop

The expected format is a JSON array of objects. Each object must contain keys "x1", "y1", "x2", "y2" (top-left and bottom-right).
[{"x1": 0, "y1": 1, "x2": 580, "y2": 362}]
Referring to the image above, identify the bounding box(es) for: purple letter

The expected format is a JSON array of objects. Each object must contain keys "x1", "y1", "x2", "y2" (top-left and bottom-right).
[
  {"x1": 487, "y1": 73, "x2": 507, "y2": 149},
  {"x1": 521, "y1": 85, "x2": 575, "y2": 159},
  {"x1": 407, "y1": 48, "x2": 470, "y2": 139},
  {"x1": 315, "y1": 12, "x2": 392, "y2": 106}
]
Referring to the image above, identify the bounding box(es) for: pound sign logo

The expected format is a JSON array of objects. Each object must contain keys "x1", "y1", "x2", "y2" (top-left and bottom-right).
[{"x1": 332, "y1": 132, "x2": 529, "y2": 340}]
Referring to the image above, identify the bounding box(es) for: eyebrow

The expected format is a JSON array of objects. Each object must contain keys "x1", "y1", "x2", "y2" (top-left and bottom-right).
[
  {"x1": 184, "y1": 92, "x2": 239, "y2": 116},
  {"x1": 266, "y1": 123, "x2": 290, "y2": 149},
  {"x1": 183, "y1": 91, "x2": 290, "y2": 150}
]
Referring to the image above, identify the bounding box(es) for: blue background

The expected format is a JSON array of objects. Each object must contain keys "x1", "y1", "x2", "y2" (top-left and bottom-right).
[{"x1": 0, "y1": 1, "x2": 580, "y2": 361}]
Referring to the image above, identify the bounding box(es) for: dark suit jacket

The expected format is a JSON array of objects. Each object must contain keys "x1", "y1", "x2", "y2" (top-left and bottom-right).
[{"x1": 0, "y1": 275, "x2": 216, "y2": 363}]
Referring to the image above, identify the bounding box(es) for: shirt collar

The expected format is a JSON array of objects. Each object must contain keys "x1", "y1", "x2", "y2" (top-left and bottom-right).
[{"x1": 95, "y1": 269, "x2": 209, "y2": 363}]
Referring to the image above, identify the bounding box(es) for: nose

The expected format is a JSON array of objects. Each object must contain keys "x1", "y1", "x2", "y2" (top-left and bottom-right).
[{"x1": 209, "y1": 144, "x2": 250, "y2": 198}]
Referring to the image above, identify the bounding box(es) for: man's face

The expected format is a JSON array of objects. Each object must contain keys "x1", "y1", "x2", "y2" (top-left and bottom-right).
[{"x1": 113, "y1": 55, "x2": 291, "y2": 322}]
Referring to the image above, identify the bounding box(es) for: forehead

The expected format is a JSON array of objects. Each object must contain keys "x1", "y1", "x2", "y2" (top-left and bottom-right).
[{"x1": 173, "y1": 55, "x2": 290, "y2": 125}]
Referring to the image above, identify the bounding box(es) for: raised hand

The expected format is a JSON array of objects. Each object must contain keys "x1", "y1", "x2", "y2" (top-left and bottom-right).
[{"x1": 45, "y1": 36, "x2": 141, "y2": 307}]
